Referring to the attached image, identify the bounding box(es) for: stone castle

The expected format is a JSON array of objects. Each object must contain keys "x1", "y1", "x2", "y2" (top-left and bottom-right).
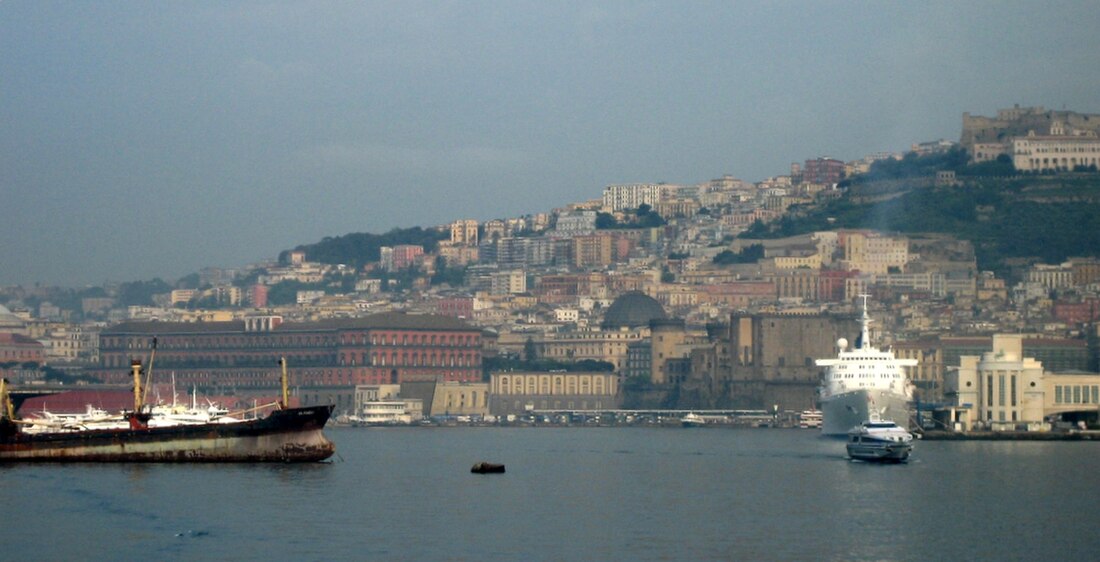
[{"x1": 961, "y1": 105, "x2": 1100, "y2": 150}]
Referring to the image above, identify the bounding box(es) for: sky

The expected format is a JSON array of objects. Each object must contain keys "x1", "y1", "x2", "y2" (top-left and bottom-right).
[{"x1": 2, "y1": 1, "x2": 1099, "y2": 287}]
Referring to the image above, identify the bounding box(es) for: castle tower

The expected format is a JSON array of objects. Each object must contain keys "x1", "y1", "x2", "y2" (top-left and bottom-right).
[{"x1": 649, "y1": 318, "x2": 687, "y2": 385}]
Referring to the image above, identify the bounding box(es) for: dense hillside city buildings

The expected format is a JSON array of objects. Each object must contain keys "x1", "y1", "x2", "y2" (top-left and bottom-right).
[{"x1": 4, "y1": 105, "x2": 1100, "y2": 427}]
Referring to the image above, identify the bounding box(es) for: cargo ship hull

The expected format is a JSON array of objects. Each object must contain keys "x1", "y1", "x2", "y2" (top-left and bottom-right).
[{"x1": 0, "y1": 405, "x2": 335, "y2": 463}]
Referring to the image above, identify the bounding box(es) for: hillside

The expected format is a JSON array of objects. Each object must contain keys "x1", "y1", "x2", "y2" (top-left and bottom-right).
[
  {"x1": 744, "y1": 171, "x2": 1100, "y2": 280},
  {"x1": 283, "y1": 227, "x2": 448, "y2": 269},
  {"x1": 280, "y1": 153, "x2": 1100, "y2": 283}
]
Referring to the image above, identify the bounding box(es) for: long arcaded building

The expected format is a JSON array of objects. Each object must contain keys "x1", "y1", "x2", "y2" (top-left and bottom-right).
[{"x1": 93, "y1": 312, "x2": 484, "y2": 391}]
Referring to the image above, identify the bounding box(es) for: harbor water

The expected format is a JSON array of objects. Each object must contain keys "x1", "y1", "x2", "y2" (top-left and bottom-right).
[{"x1": 2, "y1": 426, "x2": 1097, "y2": 560}]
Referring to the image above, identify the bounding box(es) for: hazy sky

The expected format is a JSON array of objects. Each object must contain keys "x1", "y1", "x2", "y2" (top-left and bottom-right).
[{"x1": 3, "y1": 1, "x2": 1099, "y2": 287}]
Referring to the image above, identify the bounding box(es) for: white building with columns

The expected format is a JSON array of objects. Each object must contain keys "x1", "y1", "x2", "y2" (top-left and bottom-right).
[{"x1": 946, "y1": 334, "x2": 1047, "y2": 430}]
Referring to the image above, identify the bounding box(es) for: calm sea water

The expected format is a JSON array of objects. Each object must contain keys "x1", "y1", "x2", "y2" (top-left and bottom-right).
[{"x1": 1, "y1": 427, "x2": 1097, "y2": 561}]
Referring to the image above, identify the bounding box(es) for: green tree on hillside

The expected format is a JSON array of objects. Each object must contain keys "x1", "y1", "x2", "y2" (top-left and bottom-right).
[
  {"x1": 284, "y1": 227, "x2": 447, "y2": 268},
  {"x1": 430, "y1": 257, "x2": 466, "y2": 287},
  {"x1": 117, "y1": 278, "x2": 171, "y2": 306},
  {"x1": 596, "y1": 206, "x2": 666, "y2": 230},
  {"x1": 714, "y1": 244, "x2": 765, "y2": 265},
  {"x1": 743, "y1": 173, "x2": 1100, "y2": 279}
]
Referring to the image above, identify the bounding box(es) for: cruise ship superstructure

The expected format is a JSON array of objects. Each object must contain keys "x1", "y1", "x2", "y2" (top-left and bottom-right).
[{"x1": 816, "y1": 296, "x2": 916, "y2": 436}]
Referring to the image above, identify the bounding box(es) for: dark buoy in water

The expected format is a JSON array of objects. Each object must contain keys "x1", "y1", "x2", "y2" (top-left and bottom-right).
[{"x1": 471, "y1": 461, "x2": 506, "y2": 474}]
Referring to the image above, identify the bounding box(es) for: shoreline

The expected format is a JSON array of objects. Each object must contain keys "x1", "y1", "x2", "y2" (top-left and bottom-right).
[{"x1": 919, "y1": 430, "x2": 1100, "y2": 441}]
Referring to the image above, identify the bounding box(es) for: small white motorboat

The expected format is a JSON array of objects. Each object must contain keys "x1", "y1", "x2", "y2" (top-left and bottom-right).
[
  {"x1": 681, "y1": 412, "x2": 705, "y2": 427},
  {"x1": 846, "y1": 419, "x2": 913, "y2": 463}
]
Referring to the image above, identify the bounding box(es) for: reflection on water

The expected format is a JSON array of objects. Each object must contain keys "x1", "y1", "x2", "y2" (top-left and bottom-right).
[{"x1": 1, "y1": 427, "x2": 1097, "y2": 560}]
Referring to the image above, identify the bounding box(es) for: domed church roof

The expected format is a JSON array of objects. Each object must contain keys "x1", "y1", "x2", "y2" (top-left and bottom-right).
[
  {"x1": 0, "y1": 305, "x2": 26, "y2": 329},
  {"x1": 601, "y1": 291, "x2": 667, "y2": 329}
]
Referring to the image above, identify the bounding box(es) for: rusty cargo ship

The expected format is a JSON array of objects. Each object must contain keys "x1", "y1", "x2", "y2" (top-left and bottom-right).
[{"x1": 0, "y1": 356, "x2": 335, "y2": 463}]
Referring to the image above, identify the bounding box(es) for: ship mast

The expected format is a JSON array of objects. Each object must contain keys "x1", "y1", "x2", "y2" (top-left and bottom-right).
[
  {"x1": 279, "y1": 356, "x2": 289, "y2": 410},
  {"x1": 131, "y1": 360, "x2": 143, "y2": 413},
  {"x1": 140, "y1": 337, "x2": 157, "y2": 406},
  {"x1": 0, "y1": 377, "x2": 15, "y2": 421}
]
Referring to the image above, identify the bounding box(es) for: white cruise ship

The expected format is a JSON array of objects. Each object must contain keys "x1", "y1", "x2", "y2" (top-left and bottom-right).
[{"x1": 816, "y1": 296, "x2": 916, "y2": 436}]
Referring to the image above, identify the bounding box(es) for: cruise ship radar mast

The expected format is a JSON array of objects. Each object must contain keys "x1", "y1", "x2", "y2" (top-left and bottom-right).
[{"x1": 857, "y1": 293, "x2": 871, "y2": 349}]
